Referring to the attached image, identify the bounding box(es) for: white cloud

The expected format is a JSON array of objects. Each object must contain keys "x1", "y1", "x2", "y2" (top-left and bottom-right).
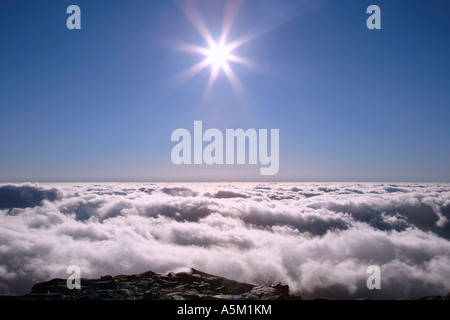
[{"x1": 0, "y1": 182, "x2": 449, "y2": 298}]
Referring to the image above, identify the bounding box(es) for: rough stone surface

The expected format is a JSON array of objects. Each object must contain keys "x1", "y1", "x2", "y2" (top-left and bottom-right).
[
  {"x1": 270, "y1": 281, "x2": 290, "y2": 296},
  {"x1": 1, "y1": 268, "x2": 448, "y2": 300},
  {"x1": 0, "y1": 268, "x2": 299, "y2": 300}
]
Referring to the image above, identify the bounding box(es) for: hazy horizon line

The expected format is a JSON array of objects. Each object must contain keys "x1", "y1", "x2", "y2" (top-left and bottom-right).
[{"x1": 1, "y1": 180, "x2": 450, "y2": 184}]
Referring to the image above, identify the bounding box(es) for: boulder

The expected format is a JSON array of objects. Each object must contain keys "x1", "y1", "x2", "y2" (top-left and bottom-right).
[
  {"x1": 270, "y1": 281, "x2": 289, "y2": 296},
  {"x1": 243, "y1": 286, "x2": 285, "y2": 300}
]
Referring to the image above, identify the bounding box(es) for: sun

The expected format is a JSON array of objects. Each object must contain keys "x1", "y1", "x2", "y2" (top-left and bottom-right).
[
  {"x1": 205, "y1": 42, "x2": 232, "y2": 71},
  {"x1": 171, "y1": 0, "x2": 255, "y2": 102},
  {"x1": 170, "y1": 0, "x2": 308, "y2": 102}
]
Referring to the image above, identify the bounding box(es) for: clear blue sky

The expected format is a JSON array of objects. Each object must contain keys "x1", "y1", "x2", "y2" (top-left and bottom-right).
[{"x1": 1, "y1": 0, "x2": 449, "y2": 182}]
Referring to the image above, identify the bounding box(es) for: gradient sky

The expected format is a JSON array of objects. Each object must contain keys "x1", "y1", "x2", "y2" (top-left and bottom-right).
[{"x1": 0, "y1": 0, "x2": 449, "y2": 182}]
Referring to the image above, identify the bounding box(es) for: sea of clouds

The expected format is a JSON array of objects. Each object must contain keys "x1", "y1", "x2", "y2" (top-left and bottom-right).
[{"x1": 1, "y1": 182, "x2": 450, "y2": 299}]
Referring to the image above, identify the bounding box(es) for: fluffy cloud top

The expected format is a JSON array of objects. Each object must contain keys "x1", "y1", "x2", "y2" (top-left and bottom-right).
[
  {"x1": 1, "y1": 182, "x2": 450, "y2": 299},
  {"x1": 0, "y1": 183, "x2": 60, "y2": 210}
]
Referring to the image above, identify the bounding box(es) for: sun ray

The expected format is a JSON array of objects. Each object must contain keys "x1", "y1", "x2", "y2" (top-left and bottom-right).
[
  {"x1": 227, "y1": 54, "x2": 254, "y2": 67},
  {"x1": 169, "y1": 58, "x2": 210, "y2": 89},
  {"x1": 184, "y1": 0, "x2": 215, "y2": 47},
  {"x1": 220, "y1": 0, "x2": 244, "y2": 45},
  {"x1": 204, "y1": 66, "x2": 220, "y2": 99},
  {"x1": 222, "y1": 62, "x2": 247, "y2": 106},
  {"x1": 175, "y1": 40, "x2": 211, "y2": 56}
]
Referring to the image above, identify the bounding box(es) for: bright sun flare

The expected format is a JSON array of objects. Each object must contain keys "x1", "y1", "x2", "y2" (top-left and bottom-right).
[
  {"x1": 173, "y1": 0, "x2": 305, "y2": 102},
  {"x1": 205, "y1": 42, "x2": 232, "y2": 70},
  {"x1": 173, "y1": 1, "x2": 256, "y2": 101}
]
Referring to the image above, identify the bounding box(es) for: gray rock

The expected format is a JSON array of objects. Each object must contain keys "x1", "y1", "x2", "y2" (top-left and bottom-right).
[
  {"x1": 270, "y1": 281, "x2": 289, "y2": 296},
  {"x1": 243, "y1": 286, "x2": 285, "y2": 300},
  {"x1": 1, "y1": 268, "x2": 301, "y2": 300},
  {"x1": 3, "y1": 270, "x2": 446, "y2": 300}
]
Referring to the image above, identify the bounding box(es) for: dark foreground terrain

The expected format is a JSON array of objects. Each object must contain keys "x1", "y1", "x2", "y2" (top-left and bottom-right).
[
  {"x1": 1, "y1": 268, "x2": 449, "y2": 300},
  {"x1": 0, "y1": 268, "x2": 301, "y2": 300}
]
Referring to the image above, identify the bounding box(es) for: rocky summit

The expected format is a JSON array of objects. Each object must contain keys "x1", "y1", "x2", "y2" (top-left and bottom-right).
[
  {"x1": 2, "y1": 268, "x2": 449, "y2": 300},
  {"x1": 2, "y1": 268, "x2": 302, "y2": 300}
]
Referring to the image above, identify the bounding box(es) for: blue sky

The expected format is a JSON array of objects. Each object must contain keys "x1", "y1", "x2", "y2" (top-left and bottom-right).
[{"x1": 0, "y1": 0, "x2": 449, "y2": 182}]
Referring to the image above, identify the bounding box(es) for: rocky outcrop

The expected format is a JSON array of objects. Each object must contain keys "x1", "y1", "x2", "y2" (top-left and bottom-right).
[
  {"x1": 1, "y1": 268, "x2": 301, "y2": 300},
  {"x1": 1, "y1": 268, "x2": 449, "y2": 300},
  {"x1": 398, "y1": 293, "x2": 450, "y2": 301}
]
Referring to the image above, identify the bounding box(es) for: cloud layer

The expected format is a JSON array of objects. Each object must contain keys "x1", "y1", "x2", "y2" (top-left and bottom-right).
[{"x1": 1, "y1": 182, "x2": 450, "y2": 299}]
